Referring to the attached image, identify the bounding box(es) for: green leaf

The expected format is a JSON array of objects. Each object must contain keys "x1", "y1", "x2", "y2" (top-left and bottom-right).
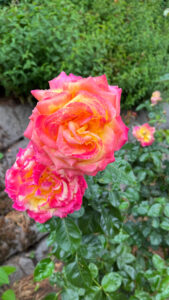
[
  {"x1": 152, "y1": 254, "x2": 165, "y2": 271},
  {"x1": 160, "y1": 275, "x2": 169, "y2": 290},
  {"x1": 150, "y1": 231, "x2": 162, "y2": 246},
  {"x1": 2, "y1": 266, "x2": 16, "y2": 275},
  {"x1": 98, "y1": 158, "x2": 136, "y2": 186},
  {"x1": 2, "y1": 289, "x2": 16, "y2": 300},
  {"x1": 101, "y1": 272, "x2": 122, "y2": 292},
  {"x1": 134, "y1": 290, "x2": 151, "y2": 300},
  {"x1": 113, "y1": 231, "x2": 130, "y2": 243},
  {"x1": 137, "y1": 170, "x2": 146, "y2": 182},
  {"x1": 164, "y1": 204, "x2": 169, "y2": 218},
  {"x1": 43, "y1": 293, "x2": 58, "y2": 300},
  {"x1": 0, "y1": 153, "x2": 3, "y2": 160},
  {"x1": 155, "y1": 197, "x2": 166, "y2": 205},
  {"x1": 34, "y1": 258, "x2": 54, "y2": 282},
  {"x1": 108, "y1": 191, "x2": 120, "y2": 207},
  {"x1": 145, "y1": 270, "x2": 161, "y2": 291},
  {"x1": 85, "y1": 286, "x2": 103, "y2": 300},
  {"x1": 124, "y1": 265, "x2": 136, "y2": 280},
  {"x1": 70, "y1": 207, "x2": 85, "y2": 218},
  {"x1": 0, "y1": 268, "x2": 9, "y2": 286},
  {"x1": 55, "y1": 218, "x2": 81, "y2": 253},
  {"x1": 160, "y1": 218, "x2": 169, "y2": 231},
  {"x1": 62, "y1": 288, "x2": 79, "y2": 300},
  {"x1": 148, "y1": 204, "x2": 162, "y2": 217},
  {"x1": 152, "y1": 218, "x2": 160, "y2": 228},
  {"x1": 137, "y1": 203, "x2": 149, "y2": 215},
  {"x1": 122, "y1": 187, "x2": 140, "y2": 203},
  {"x1": 151, "y1": 153, "x2": 161, "y2": 169},
  {"x1": 119, "y1": 202, "x2": 129, "y2": 211},
  {"x1": 139, "y1": 153, "x2": 149, "y2": 162},
  {"x1": 89, "y1": 263, "x2": 98, "y2": 279},
  {"x1": 65, "y1": 257, "x2": 92, "y2": 288},
  {"x1": 161, "y1": 285, "x2": 169, "y2": 298}
]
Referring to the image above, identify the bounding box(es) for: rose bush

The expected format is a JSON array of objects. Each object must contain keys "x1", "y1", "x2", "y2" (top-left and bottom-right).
[
  {"x1": 32, "y1": 91, "x2": 169, "y2": 300},
  {"x1": 24, "y1": 72, "x2": 128, "y2": 176},
  {"x1": 5, "y1": 143, "x2": 87, "y2": 223}
]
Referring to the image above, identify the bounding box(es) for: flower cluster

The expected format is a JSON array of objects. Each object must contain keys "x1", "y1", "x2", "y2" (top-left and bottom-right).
[{"x1": 5, "y1": 72, "x2": 128, "y2": 223}]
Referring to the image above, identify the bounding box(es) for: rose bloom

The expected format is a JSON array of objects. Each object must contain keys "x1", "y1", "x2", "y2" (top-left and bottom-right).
[
  {"x1": 25, "y1": 72, "x2": 128, "y2": 176},
  {"x1": 151, "y1": 91, "x2": 162, "y2": 106},
  {"x1": 132, "y1": 123, "x2": 155, "y2": 147},
  {"x1": 5, "y1": 143, "x2": 87, "y2": 223}
]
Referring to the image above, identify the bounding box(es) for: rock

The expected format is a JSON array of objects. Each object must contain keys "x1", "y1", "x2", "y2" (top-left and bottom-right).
[
  {"x1": 0, "y1": 102, "x2": 32, "y2": 151},
  {"x1": 0, "y1": 138, "x2": 28, "y2": 192},
  {"x1": 18, "y1": 257, "x2": 35, "y2": 276},
  {"x1": 0, "y1": 191, "x2": 13, "y2": 216},
  {"x1": 3, "y1": 256, "x2": 26, "y2": 284},
  {"x1": 0, "y1": 99, "x2": 48, "y2": 264},
  {"x1": 0, "y1": 211, "x2": 44, "y2": 263},
  {"x1": 34, "y1": 238, "x2": 49, "y2": 262}
]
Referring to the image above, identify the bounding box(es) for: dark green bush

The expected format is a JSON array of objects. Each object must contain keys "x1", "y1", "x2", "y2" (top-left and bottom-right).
[{"x1": 0, "y1": 0, "x2": 169, "y2": 107}]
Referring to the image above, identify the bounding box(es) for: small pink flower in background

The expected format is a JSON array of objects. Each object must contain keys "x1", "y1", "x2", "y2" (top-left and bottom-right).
[
  {"x1": 132, "y1": 123, "x2": 155, "y2": 147},
  {"x1": 5, "y1": 143, "x2": 87, "y2": 223},
  {"x1": 151, "y1": 91, "x2": 162, "y2": 106},
  {"x1": 25, "y1": 72, "x2": 128, "y2": 176}
]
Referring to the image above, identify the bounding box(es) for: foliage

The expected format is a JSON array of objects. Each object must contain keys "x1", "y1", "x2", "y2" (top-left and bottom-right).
[
  {"x1": 34, "y1": 97, "x2": 169, "y2": 298},
  {"x1": 0, "y1": 0, "x2": 169, "y2": 106},
  {"x1": 0, "y1": 266, "x2": 16, "y2": 300},
  {"x1": 0, "y1": 0, "x2": 11, "y2": 7}
]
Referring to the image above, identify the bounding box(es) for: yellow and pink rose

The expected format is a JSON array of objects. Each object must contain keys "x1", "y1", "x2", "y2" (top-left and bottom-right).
[
  {"x1": 5, "y1": 143, "x2": 87, "y2": 223},
  {"x1": 151, "y1": 91, "x2": 162, "y2": 106},
  {"x1": 25, "y1": 72, "x2": 128, "y2": 176},
  {"x1": 132, "y1": 123, "x2": 155, "y2": 147}
]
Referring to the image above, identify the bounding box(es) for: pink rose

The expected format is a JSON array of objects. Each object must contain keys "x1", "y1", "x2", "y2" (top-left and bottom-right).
[
  {"x1": 25, "y1": 72, "x2": 128, "y2": 176},
  {"x1": 151, "y1": 91, "x2": 162, "y2": 106},
  {"x1": 132, "y1": 123, "x2": 155, "y2": 147},
  {"x1": 5, "y1": 143, "x2": 87, "y2": 223}
]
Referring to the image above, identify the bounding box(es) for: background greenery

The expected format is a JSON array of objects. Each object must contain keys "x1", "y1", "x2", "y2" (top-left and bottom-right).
[{"x1": 0, "y1": 0, "x2": 169, "y2": 107}]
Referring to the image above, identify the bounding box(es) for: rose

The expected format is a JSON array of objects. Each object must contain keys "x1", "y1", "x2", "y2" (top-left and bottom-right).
[
  {"x1": 25, "y1": 72, "x2": 128, "y2": 176},
  {"x1": 132, "y1": 123, "x2": 155, "y2": 147},
  {"x1": 5, "y1": 143, "x2": 87, "y2": 223},
  {"x1": 151, "y1": 91, "x2": 162, "y2": 106}
]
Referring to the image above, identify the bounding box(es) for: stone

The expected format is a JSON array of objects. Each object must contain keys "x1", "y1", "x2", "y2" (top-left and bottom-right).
[
  {"x1": 3, "y1": 255, "x2": 35, "y2": 284},
  {"x1": 0, "y1": 211, "x2": 44, "y2": 263},
  {"x1": 35, "y1": 238, "x2": 49, "y2": 262},
  {"x1": 0, "y1": 102, "x2": 32, "y2": 151},
  {"x1": 0, "y1": 99, "x2": 47, "y2": 264},
  {"x1": 18, "y1": 257, "x2": 35, "y2": 276},
  {"x1": 0, "y1": 138, "x2": 28, "y2": 192}
]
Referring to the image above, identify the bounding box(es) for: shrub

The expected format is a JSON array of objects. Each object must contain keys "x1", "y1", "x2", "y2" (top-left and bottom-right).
[
  {"x1": 0, "y1": 0, "x2": 169, "y2": 107},
  {"x1": 33, "y1": 97, "x2": 169, "y2": 299}
]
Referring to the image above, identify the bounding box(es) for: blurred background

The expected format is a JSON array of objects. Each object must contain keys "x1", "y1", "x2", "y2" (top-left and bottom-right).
[
  {"x1": 0, "y1": 0, "x2": 169, "y2": 298},
  {"x1": 0, "y1": 0, "x2": 169, "y2": 107}
]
